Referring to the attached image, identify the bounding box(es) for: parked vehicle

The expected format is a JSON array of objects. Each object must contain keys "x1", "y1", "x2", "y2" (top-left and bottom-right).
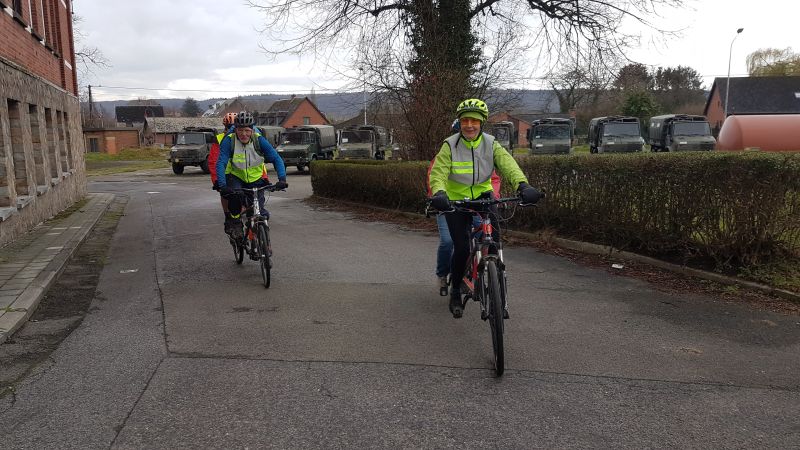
[
  {"x1": 257, "y1": 125, "x2": 284, "y2": 148},
  {"x1": 648, "y1": 114, "x2": 716, "y2": 152},
  {"x1": 167, "y1": 127, "x2": 217, "y2": 174},
  {"x1": 588, "y1": 116, "x2": 644, "y2": 154},
  {"x1": 491, "y1": 121, "x2": 516, "y2": 151},
  {"x1": 277, "y1": 125, "x2": 336, "y2": 172},
  {"x1": 337, "y1": 125, "x2": 390, "y2": 160},
  {"x1": 527, "y1": 118, "x2": 573, "y2": 154}
]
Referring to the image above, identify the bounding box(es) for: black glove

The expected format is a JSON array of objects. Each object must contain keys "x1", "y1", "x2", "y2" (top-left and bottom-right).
[
  {"x1": 274, "y1": 180, "x2": 288, "y2": 190},
  {"x1": 219, "y1": 186, "x2": 235, "y2": 197},
  {"x1": 430, "y1": 190, "x2": 451, "y2": 211},
  {"x1": 517, "y1": 182, "x2": 544, "y2": 204},
  {"x1": 212, "y1": 181, "x2": 219, "y2": 191}
]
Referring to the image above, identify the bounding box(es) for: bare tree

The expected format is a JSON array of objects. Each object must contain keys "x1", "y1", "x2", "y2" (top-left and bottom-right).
[
  {"x1": 72, "y1": 14, "x2": 110, "y2": 78},
  {"x1": 746, "y1": 48, "x2": 800, "y2": 76},
  {"x1": 249, "y1": 0, "x2": 683, "y2": 159}
]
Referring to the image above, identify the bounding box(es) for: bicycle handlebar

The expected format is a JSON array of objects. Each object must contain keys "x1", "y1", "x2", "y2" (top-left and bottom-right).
[{"x1": 232, "y1": 184, "x2": 285, "y2": 194}]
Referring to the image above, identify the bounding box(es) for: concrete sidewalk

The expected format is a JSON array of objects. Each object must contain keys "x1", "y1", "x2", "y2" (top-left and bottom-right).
[{"x1": 0, "y1": 193, "x2": 114, "y2": 344}]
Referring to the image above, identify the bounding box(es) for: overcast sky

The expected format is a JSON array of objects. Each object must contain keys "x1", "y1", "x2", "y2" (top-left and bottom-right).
[{"x1": 73, "y1": 0, "x2": 800, "y2": 101}]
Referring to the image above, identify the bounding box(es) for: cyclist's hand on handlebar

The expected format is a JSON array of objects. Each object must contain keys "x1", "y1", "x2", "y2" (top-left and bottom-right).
[
  {"x1": 219, "y1": 185, "x2": 235, "y2": 197},
  {"x1": 274, "y1": 180, "x2": 288, "y2": 190},
  {"x1": 517, "y1": 182, "x2": 544, "y2": 205},
  {"x1": 430, "y1": 190, "x2": 451, "y2": 211}
]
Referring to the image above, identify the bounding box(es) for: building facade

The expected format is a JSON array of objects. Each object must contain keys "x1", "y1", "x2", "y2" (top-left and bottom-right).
[{"x1": 0, "y1": 0, "x2": 86, "y2": 246}]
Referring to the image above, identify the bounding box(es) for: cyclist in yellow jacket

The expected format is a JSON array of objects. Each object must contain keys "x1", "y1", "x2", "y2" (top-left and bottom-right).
[
  {"x1": 429, "y1": 98, "x2": 543, "y2": 318},
  {"x1": 216, "y1": 111, "x2": 287, "y2": 239}
]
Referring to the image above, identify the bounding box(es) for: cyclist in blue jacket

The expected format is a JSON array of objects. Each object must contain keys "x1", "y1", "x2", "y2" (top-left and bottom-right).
[{"x1": 216, "y1": 111, "x2": 287, "y2": 239}]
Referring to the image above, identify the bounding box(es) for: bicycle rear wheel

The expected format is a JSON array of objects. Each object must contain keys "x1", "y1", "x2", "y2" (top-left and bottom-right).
[
  {"x1": 257, "y1": 222, "x2": 271, "y2": 288},
  {"x1": 486, "y1": 260, "x2": 504, "y2": 376}
]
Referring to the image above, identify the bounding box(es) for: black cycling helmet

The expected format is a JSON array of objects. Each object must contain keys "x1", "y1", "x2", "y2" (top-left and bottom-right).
[{"x1": 234, "y1": 111, "x2": 254, "y2": 128}]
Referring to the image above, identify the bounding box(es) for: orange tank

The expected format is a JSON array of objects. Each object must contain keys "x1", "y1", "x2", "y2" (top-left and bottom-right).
[{"x1": 717, "y1": 114, "x2": 800, "y2": 151}]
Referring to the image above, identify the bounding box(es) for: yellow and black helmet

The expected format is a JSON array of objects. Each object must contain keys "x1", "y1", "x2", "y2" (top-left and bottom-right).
[{"x1": 456, "y1": 98, "x2": 489, "y2": 122}]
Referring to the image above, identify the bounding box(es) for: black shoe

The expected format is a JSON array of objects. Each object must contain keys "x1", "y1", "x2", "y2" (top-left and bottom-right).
[
  {"x1": 224, "y1": 218, "x2": 243, "y2": 240},
  {"x1": 449, "y1": 292, "x2": 463, "y2": 319}
]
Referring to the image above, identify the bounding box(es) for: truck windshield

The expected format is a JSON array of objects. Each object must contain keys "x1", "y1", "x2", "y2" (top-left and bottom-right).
[
  {"x1": 534, "y1": 125, "x2": 570, "y2": 139},
  {"x1": 673, "y1": 122, "x2": 711, "y2": 136},
  {"x1": 604, "y1": 122, "x2": 640, "y2": 136},
  {"x1": 176, "y1": 133, "x2": 206, "y2": 145},
  {"x1": 283, "y1": 132, "x2": 311, "y2": 145},
  {"x1": 492, "y1": 127, "x2": 510, "y2": 140},
  {"x1": 340, "y1": 130, "x2": 372, "y2": 144}
]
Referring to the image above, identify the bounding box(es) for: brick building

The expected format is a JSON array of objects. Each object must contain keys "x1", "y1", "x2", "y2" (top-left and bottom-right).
[
  {"x1": 0, "y1": 0, "x2": 86, "y2": 246},
  {"x1": 253, "y1": 96, "x2": 330, "y2": 128}
]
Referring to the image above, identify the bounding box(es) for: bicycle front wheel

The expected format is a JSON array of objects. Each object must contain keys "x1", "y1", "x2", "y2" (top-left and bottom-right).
[
  {"x1": 486, "y1": 260, "x2": 504, "y2": 376},
  {"x1": 231, "y1": 237, "x2": 244, "y2": 264},
  {"x1": 257, "y1": 222, "x2": 271, "y2": 288}
]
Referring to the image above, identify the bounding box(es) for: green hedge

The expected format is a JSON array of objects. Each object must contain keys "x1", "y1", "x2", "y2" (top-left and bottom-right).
[{"x1": 311, "y1": 152, "x2": 800, "y2": 267}]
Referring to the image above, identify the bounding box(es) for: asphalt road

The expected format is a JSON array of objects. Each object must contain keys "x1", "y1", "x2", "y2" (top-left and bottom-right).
[{"x1": 1, "y1": 166, "x2": 798, "y2": 449}]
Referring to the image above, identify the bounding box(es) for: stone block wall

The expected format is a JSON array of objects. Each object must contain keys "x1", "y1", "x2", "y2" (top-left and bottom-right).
[{"x1": 0, "y1": 56, "x2": 87, "y2": 246}]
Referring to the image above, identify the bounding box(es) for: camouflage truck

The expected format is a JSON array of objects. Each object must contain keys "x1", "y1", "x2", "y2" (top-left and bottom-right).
[
  {"x1": 167, "y1": 127, "x2": 218, "y2": 175},
  {"x1": 648, "y1": 114, "x2": 716, "y2": 152},
  {"x1": 588, "y1": 116, "x2": 644, "y2": 153},
  {"x1": 337, "y1": 125, "x2": 390, "y2": 160},
  {"x1": 527, "y1": 118, "x2": 573, "y2": 154},
  {"x1": 277, "y1": 124, "x2": 337, "y2": 172},
  {"x1": 490, "y1": 121, "x2": 517, "y2": 151}
]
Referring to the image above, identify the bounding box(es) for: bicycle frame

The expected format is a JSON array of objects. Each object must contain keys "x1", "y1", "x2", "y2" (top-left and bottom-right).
[{"x1": 448, "y1": 196, "x2": 520, "y2": 316}]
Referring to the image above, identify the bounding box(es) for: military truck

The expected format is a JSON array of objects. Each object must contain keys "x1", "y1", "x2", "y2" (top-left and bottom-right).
[
  {"x1": 587, "y1": 116, "x2": 644, "y2": 153},
  {"x1": 257, "y1": 125, "x2": 284, "y2": 148},
  {"x1": 527, "y1": 118, "x2": 573, "y2": 154},
  {"x1": 167, "y1": 127, "x2": 218, "y2": 175},
  {"x1": 491, "y1": 121, "x2": 517, "y2": 151},
  {"x1": 277, "y1": 124, "x2": 336, "y2": 172},
  {"x1": 337, "y1": 125, "x2": 390, "y2": 160},
  {"x1": 648, "y1": 114, "x2": 716, "y2": 152}
]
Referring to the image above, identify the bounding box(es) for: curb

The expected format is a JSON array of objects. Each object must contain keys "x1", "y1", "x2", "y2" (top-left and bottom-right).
[
  {"x1": 0, "y1": 193, "x2": 115, "y2": 345},
  {"x1": 311, "y1": 195, "x2": 800, "y2": 304}
]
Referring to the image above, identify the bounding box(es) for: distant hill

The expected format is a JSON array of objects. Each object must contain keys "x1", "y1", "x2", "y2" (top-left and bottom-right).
[{"x1": 88, "y1": 90, "x2": 558, "y2": 122}]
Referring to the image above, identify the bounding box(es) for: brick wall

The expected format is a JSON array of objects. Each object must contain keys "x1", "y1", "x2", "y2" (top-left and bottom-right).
[
  {"x1": 83, "y1": 129, "x2": 141, "y2": 153},
  {"x1": 284, "y1": 100, "x2": 329, "y2": 128},
  {"x1": 0, "y1": 0, "x2": 78, "y2": 96},
  {"x1": 0, "y1": 55, "x2": 87, "y2": 246}
]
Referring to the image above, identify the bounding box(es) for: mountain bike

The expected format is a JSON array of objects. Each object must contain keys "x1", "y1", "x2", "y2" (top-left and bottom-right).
[
  {"x1": 228, "y1": 184, "x2": 283, "y2": 288},
  {"x1": 448, "y1": 196, "x2": 532, "y2": 376}
]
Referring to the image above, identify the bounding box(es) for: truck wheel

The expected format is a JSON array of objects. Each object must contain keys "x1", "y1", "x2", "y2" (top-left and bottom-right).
[
  {"x1": 172, "y1": 163, "x2": 184, "y2": 175},
  {"x1": 200, "y1": 159, "x2": 210, "y2": 174}
]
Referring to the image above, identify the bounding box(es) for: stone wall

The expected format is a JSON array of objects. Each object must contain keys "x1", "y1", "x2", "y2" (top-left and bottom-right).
[{"x1": 0, "y1": 56, "x2": 87, "y2": 246}]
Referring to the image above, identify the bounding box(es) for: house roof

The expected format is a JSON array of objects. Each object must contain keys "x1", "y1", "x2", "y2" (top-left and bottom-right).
[
  {"x1": 144, "y1": 117, "x2": 226, "y2": 133},
  {"x1": 706, "y1": 76, "x2": 800, "y2": 115},
  {"x1": 115, "y1": 105, "x2": 164, "y2": 124}
]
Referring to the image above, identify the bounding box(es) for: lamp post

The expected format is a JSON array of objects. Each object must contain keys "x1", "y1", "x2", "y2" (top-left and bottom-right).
[
  {"x1": 359, "y1": 67, "x2": 367, "y2": 125},
  {"x1": 724, "y1": 27, "x2": 744, "y2": 118}
]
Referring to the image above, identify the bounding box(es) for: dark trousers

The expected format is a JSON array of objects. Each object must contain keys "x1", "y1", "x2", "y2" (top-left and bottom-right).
[{"x1": 445, "y1": 205, "x2": 500, "y2": 292}]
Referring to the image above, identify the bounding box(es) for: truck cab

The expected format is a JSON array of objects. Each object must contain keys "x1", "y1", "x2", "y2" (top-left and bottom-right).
[
  {"x1": 649, "y1": 114, "x2": 716, "y2": 152},
  {"x1": 168, "y1": 127, "x2": 217, "y2": 174},
  {"x1": 338, "y1": 129, "x2": 377, "y2": 160},
  {"x1": 588, "y1": 116, "x2": 644, "y2": 154},
  {"x1": 277, "y1": 125, "x2": 336, "y2": 172},
  {"x1": 490, "y1": 121, "x2": 516, "y2": 151},
  {"x1": 527, "y1": 118, "x2": 573, "y2": 154}
]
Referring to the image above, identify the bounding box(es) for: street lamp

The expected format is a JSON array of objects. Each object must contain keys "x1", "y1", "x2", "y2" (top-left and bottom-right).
[
  {"x1": 359, "y1": 67, "x2": 367, "y2": 125},
  {"x1": 724, "y1": 27, "x2": 744, "y2": 118}
]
